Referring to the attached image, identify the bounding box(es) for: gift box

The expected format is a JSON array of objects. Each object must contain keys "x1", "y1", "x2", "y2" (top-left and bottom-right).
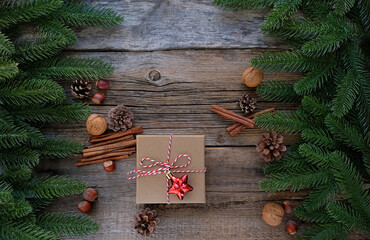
[{"x1": 135, "y1": 135, "x2": 206, "y2": 204}]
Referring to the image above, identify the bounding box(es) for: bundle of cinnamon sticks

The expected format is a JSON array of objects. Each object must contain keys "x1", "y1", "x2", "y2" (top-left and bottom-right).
[
  {"x1": 75, "y1": 126, "x2": 143, "y2": 166},
  {"x1": 211, "y1": 105, "x2": 274, "y2": 136}
]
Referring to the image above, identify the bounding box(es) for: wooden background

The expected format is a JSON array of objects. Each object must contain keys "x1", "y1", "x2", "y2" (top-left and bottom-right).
[{"x1": 37, "y1": 1, "x2": 365, "y2": 239}]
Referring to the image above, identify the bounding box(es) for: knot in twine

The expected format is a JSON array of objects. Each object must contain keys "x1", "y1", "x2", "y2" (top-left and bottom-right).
[{"x1": 127, "y1": 134, "x2": 206, "y2": 204}]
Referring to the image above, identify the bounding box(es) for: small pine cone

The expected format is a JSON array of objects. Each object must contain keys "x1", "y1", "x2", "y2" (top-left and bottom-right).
[
  {"x1": 256, "y1": 132, "x2": 287, "y2": 162},
  {"x1": 134, "y1": 208, "x2": 160, "y2": 236},
  {"x1": 239, "y1": 95, "x2": 257, "y2": 114},
  {"x1": 71, "y1": 80, "x2": 92, "y2": 99},
  {"x1": 107, "y1": 105, "x2": 134, "y2": 132}
]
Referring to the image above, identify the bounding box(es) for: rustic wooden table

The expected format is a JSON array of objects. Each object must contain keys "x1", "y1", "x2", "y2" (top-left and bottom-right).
[{"x1": 37, "y1": 1, "x2": 364, "y2": 239}]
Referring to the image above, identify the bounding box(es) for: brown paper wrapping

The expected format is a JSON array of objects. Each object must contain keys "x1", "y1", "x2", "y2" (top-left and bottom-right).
[{"x1": 136, "y1": 135, "x2": 206, "y2": 204}]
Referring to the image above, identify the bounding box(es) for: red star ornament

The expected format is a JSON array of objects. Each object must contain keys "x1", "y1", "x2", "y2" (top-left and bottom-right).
[{"x1": 167, "y1": 174, "x2": 193, "y2": 200}]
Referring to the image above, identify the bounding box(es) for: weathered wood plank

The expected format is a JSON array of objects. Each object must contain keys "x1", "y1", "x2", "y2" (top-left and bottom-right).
[
  {"x1": 70, "y1": 0, "x2": 286, "y2": 51},
  {"x1": 40, "y1": 147, "x2": 306, "y2": 240},
  {"x1": 47, "y1": 49, "x2": 299, "y2": 146}
]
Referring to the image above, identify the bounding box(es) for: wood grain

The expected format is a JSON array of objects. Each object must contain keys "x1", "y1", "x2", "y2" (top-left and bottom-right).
[
  {"x1": 69, "y1": 0, "x2": 286, "y2": 51},
  {"x1": 36, "y1": 1, "x2": 368, "y2": 239}
]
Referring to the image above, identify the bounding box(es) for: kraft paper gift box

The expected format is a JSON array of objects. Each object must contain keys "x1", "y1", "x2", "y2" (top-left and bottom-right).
[{"x1": 135, "y1": 135, "x2": 206, "y2": 204}]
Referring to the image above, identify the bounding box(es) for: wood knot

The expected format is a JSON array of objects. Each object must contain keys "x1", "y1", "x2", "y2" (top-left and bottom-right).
[{"x1": 148, "y1": 70, "x2": 161, "y2": 81}]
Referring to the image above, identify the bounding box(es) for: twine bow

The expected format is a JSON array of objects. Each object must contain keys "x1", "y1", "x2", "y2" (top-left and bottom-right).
[{"x1": 127, "y1": 134, "x2": 206, "y2": 204}]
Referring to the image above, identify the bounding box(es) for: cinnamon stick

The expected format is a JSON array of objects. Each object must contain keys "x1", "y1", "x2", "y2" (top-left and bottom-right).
[
  {"x1": 82, "y1": 147, "x2": 135, "y2": 161},
  {"x1": 89, "y1": 126, "x2": 143, "y2": 143},
  {"x1": 84, "y1": 139, "x2": 136, "y2": 153},
  {"x1": 75, "y1": 155, "x2": 129, "y2": 167},
  {"x1": 211, "y1": 105, "x2": 254, "y2": 128},
  {"x1": 81, "y1": 151, "x2": 135, "y2": 162},
  {"x1": 82, "y1": 140, "x2": 136, "y2": 158},
  {"x1": 227, "y1": 108, "x2": 275, "y2": 136},
  {"x1": 90, "y1": 131, "x2": 116, "y2": 140},
  {"x1": 88, "y1": 135, "x2": 134, "y2": 148}
]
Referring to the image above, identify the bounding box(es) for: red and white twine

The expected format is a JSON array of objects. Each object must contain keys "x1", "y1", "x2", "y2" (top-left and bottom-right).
[{"x1": 127, "y1": 134, "x2": 206, "y2": 204}]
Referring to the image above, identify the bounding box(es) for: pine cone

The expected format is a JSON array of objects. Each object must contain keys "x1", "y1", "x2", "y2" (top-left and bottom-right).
[
  {"x1": 71, "y1": 80, "x2": 92, "y2": 99},
  {"x1": 256, "y1": 132, "x2": 287, "y2": 162},
  {"x1": 107, "y1": 105, "x2": 134, "y2": 132},
  {"x1": 239, "y1": 95, "x2": 257, "y2": 114},
  {"x1": 134, "y1": 208, "x2": 160, "y2": 236}
]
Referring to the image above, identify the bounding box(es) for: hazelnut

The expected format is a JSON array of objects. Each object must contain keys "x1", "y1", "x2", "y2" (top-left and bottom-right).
[
  {"x1": 92, "y1": 92, "x2": 106, "y2": 104},
  {"x1": 83, "y1": 188, "x2": 98, "y2": 202},
  {"x1": 241, "y1": 67, "x2": 264, "y2": 87},
  {"x1": 262, "y1": 202, "x2": 284, "y2": 226},
  {"x1": 86, "y1": 114, "x2": 107, "y2": 136},
  {"x1": 283, "y1": 200, "x2": 294, "y2": 214},
  {"x1": 77, "y1": 201, "x2": 92, "y2": 213},
  {"x1": 286, "y1": 220, "x2": 297, "y2": 235},
  {"x1": 103, "y1": 160, "x2": 116, "y2": 172},
  {"x1": 96, "y1": 79, "x2": 111, "y2": 90}
]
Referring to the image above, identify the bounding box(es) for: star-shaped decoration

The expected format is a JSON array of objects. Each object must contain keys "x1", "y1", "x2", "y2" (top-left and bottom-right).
[{"x1": 167, "y1": 174, "x2": 193, "y2": 200}]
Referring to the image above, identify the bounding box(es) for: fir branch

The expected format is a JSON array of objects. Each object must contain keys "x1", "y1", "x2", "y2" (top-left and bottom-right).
[
  {"x1": 263, "y1": 149, "x2": 308, "y2": 175},
  {"x1": 330, "y1": 151, "x2": 370, "y2": 220},
  {"x1": 213, "y1": 0, "x2": 274, "y2": 10},
  {"x1": 301, "y1": 223, "x2": 350, "y2": 240},
  {"x1": 12, "y1": 176, "x2": 86, "y2": 199},
  {"x1": 326, "y1": 201, "x2": 369, "y2": 233},
  {"x1": 0, "y1": 123, "x2": 29, "y2": 149},
  {"x1": 0, "y1": 220, "x2": 57, "y2": 240},
  {"x1": 300, "y1": 181, "x2": 339, "y2": 211},
  {"x1": 0, "y1": 165, "x2": 32, "y2": 184},
  {"x1": 255, "y1": 110, "x2": 312, "y2": 134},
  {"x1": 262, "y1": 0, "x2": 302, "y2": 31},
  {"x1": 0, "y1": 181, "x2": 13, "y2": 205},
  {"x1": 325, "y1": 114, "x2": 369, "y2": 153},
  {"x1": 251, "y1": 50, "x2": 327, "y2": 72},
  {"x1": 11, "y1": 102, "x2": 91, "y2": 123},
  {"x1": 28, "y1": 198, "x2": 53, "y2": 213},
  {"x1": 13, "y1": 34, "x2": 67, "y2": 63},
  {"x1": 332, "y1": 70, "x2": 359, "y2": 117},
  {"x1": 260, "y1": 168, "x2": 331, "y2": 192},
  {"x1": 357, "y1": 0, "x2": 370, "y2": 31},
  {"x1": 333, "y1": 0, "x2": 356, "y2": 16},
  {"x1": 0, "y1": 0, "x2": 63, "y2": 28},
  {"x1": 38, "y1": 138, "x2": 83, "y2": 159},
  {"x1": 0, "y1": 57, "x2": 18, "y2": 81},
  {"x1": 298, "y1": 143, "x2": 332, "y2": 168},
  {"x1": 256, "y1": 80, "x2": 301, "y2": 103},
  {"x1": 0, "y1": 78, "x2": 65, "y2": 107},
  {"x1": 0, "y1": 198, "x2": 33, "y2": 220},
  {"x1": 301, "y1": 96, "x2": 329, "y2": 117},
  {"x1": 54, "y1": 2, "x2": 123, "y2": 27},
  {"x1": 15, "y1": 120, "x2": 46, "y2": 148},
  {"x1": 301, "y1": 128, "x2": 336, "y2": 150},
  {"x1": 36, "y1": 213, "x2": 99, "y2": 237},
  {"x1": 0, "y1": 148, "x2": 40, "y2": 168},
  {"x1": 26, "y1": 57, "x2": 115, "y2": 80},
  {"x1": 37, "y1": 20, "x2": 77, "y2": 45},
  {"x1": 295, "y1": 206, "x2": 334, "y2": 224},
  {"x1": 294, "y1": 65, "x2": 334, "y2": 95},
  {"x1": 0, "y1": 32, "x2": 15, "y2": 56}
]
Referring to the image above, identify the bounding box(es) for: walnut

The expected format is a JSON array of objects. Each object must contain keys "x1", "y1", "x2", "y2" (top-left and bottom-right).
[
  {"x1": 86, "y1": 114, "x2": 107, "y2": 136},
  {"x1": 262, "y1": 202, "x2": 284, "y2": 226},
  {"x1": 241, "y1": 67, "x2": 264, "y2": 87}
]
